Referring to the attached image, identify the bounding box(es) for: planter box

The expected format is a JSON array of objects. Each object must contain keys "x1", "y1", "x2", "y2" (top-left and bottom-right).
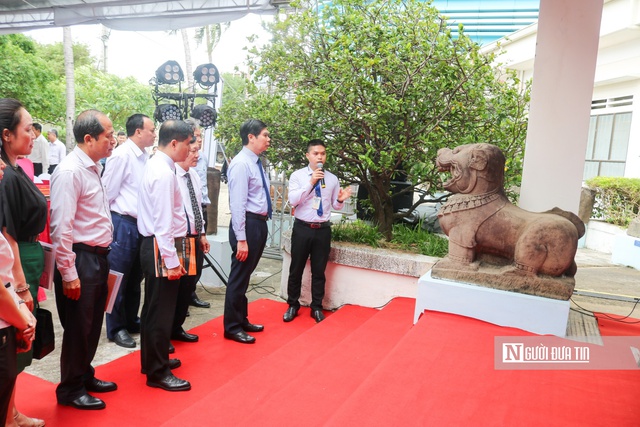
[{"x1": 280, "y1": 231, "x2": 439, "y2": 310}]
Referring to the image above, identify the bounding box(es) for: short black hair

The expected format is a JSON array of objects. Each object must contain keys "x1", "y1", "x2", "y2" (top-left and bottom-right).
[
  {"x1": 33, "y1": 123, "x2": 42, "y2": 132},
  {"x1": 307, "y1": 139, "x2": 325, "y2": 152},
  {"x1": 158, "y1": 120, "x2": 193, "y2": 147},
  {"x1": 239, "y1": 119, "x2": 267, "y2": 146},
  {"x1": 73, "y1": 110, "x2": 106, "y2": 144},
  {"x1": 117, "y1": 130, "x2": 126, "y2": 137},
  {"x1": 126, "y1": 114, "x2": 149, "y2": 137}
]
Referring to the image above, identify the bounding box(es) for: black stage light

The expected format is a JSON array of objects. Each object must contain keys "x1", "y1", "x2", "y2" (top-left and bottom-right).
[
  {"x1": 190, "y1": 104, "x2": 217, "y2": 128},
  {"x1": 193, "y1": 63, "x2": 220, "y2": 88},
  {"x1": 155, "y1": 60, "x2": 184, "y2": 85},
  {"x1": 154, "y1": 104, "x2": 182, "y2": 122}
]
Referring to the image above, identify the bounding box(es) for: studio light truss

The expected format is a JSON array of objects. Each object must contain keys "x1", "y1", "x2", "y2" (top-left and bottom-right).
[{"x1": 152, "y1": 60, "x2": 219, "y2": 128}]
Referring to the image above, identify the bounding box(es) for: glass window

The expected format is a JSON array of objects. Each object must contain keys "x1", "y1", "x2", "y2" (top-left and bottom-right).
[{"x1": 584, "y1": 112, "x2": 631, "y2": 179}]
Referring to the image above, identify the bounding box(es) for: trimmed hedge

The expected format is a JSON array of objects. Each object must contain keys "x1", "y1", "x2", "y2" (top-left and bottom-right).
[
  {"x1": 585, "y1": 177, "x2": 640, "y2": 227},
  {"x1": 332, "y1": 220, "x2": 449, "y2": 257}
]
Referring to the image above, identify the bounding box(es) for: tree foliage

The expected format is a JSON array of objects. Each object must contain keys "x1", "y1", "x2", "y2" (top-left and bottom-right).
[
  {"x1": 75, "y1": 65, "x2": 155, "y2": 130},
  {"x1": 215, "y1": 0, "x2": 530, "y2": 240},
  {"x1": 0, "y1": 34, "x2": 61, "y2": 121},
  {"x1": 0, "y1": 33, "x2": 156, "y2": 142}
]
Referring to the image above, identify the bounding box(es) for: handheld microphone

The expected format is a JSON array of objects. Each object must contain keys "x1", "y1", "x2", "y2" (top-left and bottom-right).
[{"x1": 317, "y1": 162, "x2": 326, "y2": 188}]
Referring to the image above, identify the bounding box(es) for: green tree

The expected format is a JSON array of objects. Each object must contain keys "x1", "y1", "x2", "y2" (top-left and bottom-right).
[
  {"x1": 75, "y1": 65, "x2": 155, "y2": 130},
  {"x1": 0, "y1": 34, "x2": 62, "y2": 121},
  {"x1": 216, "y1": 0, "x2": 530, "y2": 240},
  {"x1": 0, "y1": 34, "x2": 156, "y2": 142},
  {"x1": 37, "y1": 40, "x2": 94, "y2": 77}
]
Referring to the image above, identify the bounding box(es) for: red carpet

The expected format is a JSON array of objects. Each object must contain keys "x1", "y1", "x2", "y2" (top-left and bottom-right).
[
  {"x1": 596, "y1": 312, "x2": 640, "y2": 336},
  {"x1": 16, "y1": 299, "x2": 640, "y2": 426}
]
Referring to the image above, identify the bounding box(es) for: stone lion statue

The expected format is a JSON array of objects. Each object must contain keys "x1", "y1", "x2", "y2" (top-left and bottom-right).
[{"x1": 432, "y1": 143, "x2": 585, "y2": 300}]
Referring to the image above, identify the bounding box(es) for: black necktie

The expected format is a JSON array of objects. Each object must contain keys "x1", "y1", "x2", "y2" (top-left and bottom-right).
[{"x1": 185, "y1": 173, "x2": 203, "y2": 234}]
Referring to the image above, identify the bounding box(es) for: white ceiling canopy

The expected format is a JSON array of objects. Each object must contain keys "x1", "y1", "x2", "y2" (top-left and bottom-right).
[{"x1": 0, "y1": 0, "x2": 287, "y2": 34}]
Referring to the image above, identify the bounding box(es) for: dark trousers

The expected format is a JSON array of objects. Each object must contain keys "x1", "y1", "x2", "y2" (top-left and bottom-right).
[
  {"x1": 190, "y1": 205, "x2": 208, "y2": 301},
  {"x1": 173, "y1": 243, "x2": 204, "y2": 334},
  {"x1": 48, "y1": 164, "x2": 58, "y2": 174},
  {"x1": 33, "y1": 163, "x2": 43, "y2": 176},
  {"x1": 286, "y1": 221, "x2": 331, "y2": 311},
  {"x1": 139, "y1": 237, "x2": 179, "y2": 381},
  {"x1": 106, "y1": 213, "x2": 142, "y2": 339},
  {"x1": 223, "y1": 217, "x2": 268, "y2": 334},
  {"x1": 0, "y1": 327, "x2": 17, "y2": 423},
  {"x1": 54, "y1": 249, "x2": 109, "y2": 403}
]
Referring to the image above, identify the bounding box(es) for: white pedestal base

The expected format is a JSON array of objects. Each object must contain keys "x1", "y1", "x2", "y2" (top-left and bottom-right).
[
  {"x1": 200, "y1": 228, "x2": 232, "y2": 287},
  {"x1": 414, "y1": 270, "x2": 570, "y2": 337}
]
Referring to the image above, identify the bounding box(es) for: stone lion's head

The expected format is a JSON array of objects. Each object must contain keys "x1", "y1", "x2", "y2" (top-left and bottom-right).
[{"x1": 436, "y1": 143, "x2": 505, "y2": 195}]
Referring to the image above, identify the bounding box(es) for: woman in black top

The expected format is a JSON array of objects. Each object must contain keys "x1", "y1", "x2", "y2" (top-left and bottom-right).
[{"x1": 0, "y1": 98, "x2": 47, "y2": 427}]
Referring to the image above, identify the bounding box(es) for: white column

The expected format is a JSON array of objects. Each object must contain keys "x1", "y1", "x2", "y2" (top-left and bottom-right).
[{"x1": 519, "y1": 0, "x2": 603, "y2": 213}]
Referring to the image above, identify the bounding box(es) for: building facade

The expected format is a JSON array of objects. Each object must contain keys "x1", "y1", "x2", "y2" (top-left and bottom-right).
[{"x1": 481, "y1": 0, "x2": 640, "y2": 181}]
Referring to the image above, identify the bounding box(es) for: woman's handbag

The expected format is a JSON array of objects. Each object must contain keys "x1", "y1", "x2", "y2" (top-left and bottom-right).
[{"x1": 32, "y1": 307, "x2": 55, "y2": 359}]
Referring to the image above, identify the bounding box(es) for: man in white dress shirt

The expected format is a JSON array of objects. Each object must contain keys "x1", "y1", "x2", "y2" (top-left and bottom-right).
[
  {"x1": 47, "y1": 129, "x2": 66, "y2": 174},
  {"x1": 50, "y1": 109, "x2": 117, "y2": 410},
  {"x1": 171, "y1": 135, "x2": 210, "y2": 344},
  {"x1": 137, "y1": 120, "x2": 193, "y2": 392},
  {"x1": 102, "y1": 114, "x2": 155, "y2": 349},
  {"x1": 28, "y1": 123, "x2": 49, "y2": 176}
]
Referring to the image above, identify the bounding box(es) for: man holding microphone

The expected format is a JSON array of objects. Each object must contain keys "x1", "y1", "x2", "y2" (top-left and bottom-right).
[{"x1": 283, "y1": 139, "x2": 352, "y2": 323}]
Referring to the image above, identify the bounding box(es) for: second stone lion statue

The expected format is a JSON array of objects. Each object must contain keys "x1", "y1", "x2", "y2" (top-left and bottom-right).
[{"x1": 432, "y1": 143, "x2": 585, "y2": 300}]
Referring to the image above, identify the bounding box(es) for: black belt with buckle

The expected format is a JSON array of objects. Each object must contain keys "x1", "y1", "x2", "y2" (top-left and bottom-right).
[
  {"x1": 111, "y1": 211, "x2": 137, "y2": 224},
  {"x1": 246, "y1": 212, "x2": 269, "y2": 221},
  {"x1": 72, "y1": 242, "x2": 111, "y2": 256},
  {"x1": 295, "y1": 219, "x2": 331, "y2": 229}
]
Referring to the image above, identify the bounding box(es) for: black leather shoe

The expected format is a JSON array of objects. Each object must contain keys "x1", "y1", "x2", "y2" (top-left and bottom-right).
[
  {"x1": 189, "y1": 296, "x2": 210, "y2": 308},
  {"x1": 147, "y1": 374, "x2": 191, "y2": 392},
  {"x1": 242, "y1": 322, "x2": 264, "y2": 333},
  {"x1": 110, "y1": 329, "x2": 135, "y2": 348},
  {"x1": 85, "y1": 378, "x2": 117, "y2": 393},
  {"x1": 224, "y1": 330, "x2": 256, "y2": 344},
  {"x1": 127, "y1": 323, "x2": 141, "y2": 334},
  {"x1": 168, "y1": 342, "x2": 175, "y2": 354},
  {"x1": 169, "y1": 358, "x2": 181, "y2": 370},
  {"x1": 61, "y1": 393, "x2": 106, "y2": 410},
  {"x1": 311, "y1": 309, "x2": 325, "y2": 323},
  {"x1": 171, "y1": 329, "x2": 199, "y2": 343},
  {"x1": 283, "y1": 306, "x2": 299, "y2": 322}
]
